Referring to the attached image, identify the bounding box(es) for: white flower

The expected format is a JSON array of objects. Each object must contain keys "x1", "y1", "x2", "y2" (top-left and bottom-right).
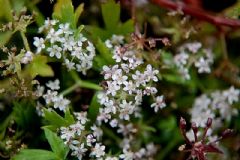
[
  {"x1": 174, "y1": 52, "x2": 189, "y2": 66},
  {"x1": 62, "y1": 36, "x2": 75, "y2": 51},
  {"x1": 151, "y1": 95, "x2": 166, "y2": 112},
  {"x1": 60, "y1": 127, "x2": 75, "y2": 143},
  {"x1": 143, "y1": 87, "x2": 157, "y2": 95},
  {"x1": 146, "y1": 143, "x2": 157, "y2": 156},
  {"x1": 110, "y1": 119, "x2": 118, "y2": 128},
  {"x1": 47, "y1": 45, "x2": 62, "y2": 59},
  {"x1": 123, "y1": 80, "x2": 136, "y2": 94},
  {"x1": 102, "y1": 65, "x2": 118, "y2": 80},
  {"x1": 179, "y1": 67, "x2": 190, "y2": 80},
  {"x1": 86, "y1": 134, "x2": 96, "y2": 147},
  {"x1": 46, "y1": 28, "x2": 61, "y2": 43},
  {"x1": 194, "y1": 94, "x2": 211, "y2": 110},
  {"x1": 46, "y1": 79, "x2": 60, "y2": 90},
  {"x1": 119, "y1": 100, "x2": 135, "y2": 120},
  {"x1": 194, "y1": 57, "x2": 211, "y2": 73},
  {"x1": 135, "y1": 148, "x2": 146, "y2": 159},
  {"x1": 74, "y1": 112, "x2": 88, "y2": 124},
  {"x1": 106, "y1": 156, "x2": 118, "y2": 160},
  {"x1": 144, "y1": 64, "x2": 159, "y2": 82},
  {"x1": 185, "y1": 42, "x2": 202, "y2": 53},
  {"x1": 113, "y1": 47, "x2": 123, "y2": 62},
  {"x1": 132, "y1": 70, "x2": 146, "y2": 87},
  {"x1": 43, "y1": 90, "x2": 58, "y2": 104},
  {"x1": 97, "y1": 108, "x2": 111, "y2": 124},
  {"x1": 135, "y1": 90, "x2": 143, "y2": 105},
  {"x1": 117, "y1": 123, "x2": 137, "y2": 136},
  {"x1": 106, "y1": 81, "x2": 120, "y2": 96},
  {"x1": 21, "y1": 51, "x2": 33, "y2": 64},
  {"x1": 112, "y1": 69, "x2": 128, "y2": 85},
  {"x1": 223, "y1": 86, "x2": 240, "y2": 105},
  {"x1": 52, "y1": 95, "x2": 70, "y2": 111},
  {"x1": 56, "y1": 23, "x2": 72, "y2": 35},
  {"x1": 105, "y1": 39, "x2": 113, "y2": 48},
  {"x1": 91, "y1": 125, "x2": 103, "y2": 140},
  {"x1": 35, "y1": 85, "x2": 45, "y2": 97},
  {"x1": 111, "y1": 35, "x2": 124, "y2": 44},
  {"x1": 64, "y1": 59, "x2": 75, "y2": 70},
  {"x1": 33, "y1": 37, "x2": 45, "y2": 53},
  {"x1": 38, "y1": 19, "x2": 58, "y2": 32},
  {"x1": 70, "y1": 143, "x2": 87, "y2": 160},
  {"x1": 119, "y1": 149, "x2": 134, "y2": 160},
  {"x1": 90, "y1": 143, "x2": 105, "y2": 158},
  {"x1": 70, "y1": 122, "x2": 85, "y2": 136},
  {"x1": 97, "y1": 92, "x2": 109, "y2": 105}
]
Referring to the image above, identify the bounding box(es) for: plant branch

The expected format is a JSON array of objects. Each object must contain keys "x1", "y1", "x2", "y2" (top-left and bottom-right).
[
  {"x1": 70, "y1": 71, "x2": 102, "y2": 91},
  {"x1": 150, "y1": 0, "x2": 240, "y2": 28},
  {"x1": 20, "y1": 31, "x2": 30, "y2": 51}
]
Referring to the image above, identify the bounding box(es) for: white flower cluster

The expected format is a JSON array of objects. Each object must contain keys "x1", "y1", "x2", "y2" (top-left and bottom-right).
[
  {"x1": 119, "y1": 143, "x2": 158, "y2": 160},
  {"x1": 97, "y1": 35, "x2": 166, "y2": 125},
  {"x1": 59, "y1": 112, "x2": 106, "y2": 159},
  {"x1": 33, "y1": 19, "x2": 95, "y2": 74},
  {"x1": 174, "y1": 42, "x2": 214, "y2": 80},
  {"x1": 21, "y1": 51, "x2": 33, "y2": 64},
  {"x1": 115, "y1": 121, "x2": 158, "y2": 159},
  {"x1": 190, "y1": 86, "x2": 239, "y2": 128},
  {"x1": 35, "y1": 79, "x2": 70, "y2": 113}
]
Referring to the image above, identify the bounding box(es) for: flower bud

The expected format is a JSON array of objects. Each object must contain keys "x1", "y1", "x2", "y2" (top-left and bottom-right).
[
  {"x1": 180, "y1": 117, "x2": 187, "y2": 130},
  {"x1": 191, "y1": 122, "x2": 198, "y2": 134},
  {"x1": 206, "y1": 118, "x2": 212, "y2": 128}
]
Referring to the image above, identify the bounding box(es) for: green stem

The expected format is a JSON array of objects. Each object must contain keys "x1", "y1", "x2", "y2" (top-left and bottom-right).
[
  {"x1": 102, "y1": 125, "x2": 121, "y2": 144},
  {"x1": 60, "y1": 83, "x2": 79, "y2": 96},
  {"x1": 220, "y1": 32, "x2": 228, "y2": 60},
  {"x1": 70, "y1": 71, "x2": 102, "y2": 90},
  {"x1": 20, "y1": 31, "x2": 30, "y2": 51}
]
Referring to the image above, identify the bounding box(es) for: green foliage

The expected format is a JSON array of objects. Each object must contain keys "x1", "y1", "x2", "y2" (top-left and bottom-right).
[
  {"x1": 43, "y1": 108, "x2": 75, "y2": 131},
  {"x1": 93, "y1": 38, "x2": 115, "y2": 69},
  {"x1": 12, "y1": 149, "x2": 58, "y2": 160},
  {"x1": 88, "y1": 92, "x2": 101, "y2": 122},
  {"x1": 43, "y1": 128, "x2": 69, "y2": 159},
  {"x1": 12, "y1": 128, "x2": 68, "y2": 160},
  {"x1": 12, "y1": 101, "x2": 36, "y2": 130},
  {"x1": 87, "y1": 0, "x2": 134, "y2": 40},
  {"x1": 25, "y1": 55, "x2": 54, "y2": 78},
  {"x1": 53, "y1": 0, "x2": 84, "y2": 29}
]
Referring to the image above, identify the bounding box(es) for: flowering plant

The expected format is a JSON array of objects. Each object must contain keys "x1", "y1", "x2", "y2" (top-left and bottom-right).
[{"x1": 0, "y1": 0, "x2": 239, "y2": 160}]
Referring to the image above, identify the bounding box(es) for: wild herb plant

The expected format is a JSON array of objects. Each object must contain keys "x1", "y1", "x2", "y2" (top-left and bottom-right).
[{"x1": 0, "y1": 0, "x2": 240, "y2": 160}]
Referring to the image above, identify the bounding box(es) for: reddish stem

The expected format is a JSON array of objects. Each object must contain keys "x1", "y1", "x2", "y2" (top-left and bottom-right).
[{"x1": 150, "y1": 0, "x2": 240, "y2": 28}]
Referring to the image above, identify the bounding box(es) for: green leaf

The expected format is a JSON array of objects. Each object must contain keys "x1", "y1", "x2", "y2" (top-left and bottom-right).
[
  {"x1": 26, "y1": 55, "x2": 54, "y2": 78},
  {"x1": 93, "y1": 55, "x2": 108, "y2": 70},
  {"x1": 12, "y1": 101, "x2": 37, "y2": 130},
  {"x1": 64, "y1": 108, "x2": 75, "y2": 125},
  {"x1": 53, "y1": 0, "x2": 75, "y2": 28},
  {"x1": 43, "y1": 109, "x2": 67, "y2": 130},
  {"x1": 43, "y1": 128, "x2": 69, "y2": 159},
  {"x1": 86, "y1": 0, "x2": 134, "y2": 40},
  {"x1": 12, "y1": 149, "x2": 57, "y2": 160},
  {"x1": 117, "y1": 19, "x2": 134, "y2": 34},
  {"x1": 0, "y1": 0, "x2": 13, "y2": 21},
  {"x1": 74, "y1": 25, "x2": 85, "y2": 39},
  {"x1": 162, "y1": 73, "x2": 185, "y2": 84},
  {"x1": 74, "y1": 3, "x2": 84, "y2": 26},
  {"x1": 101, "y1": 0, "x2": 120, "y2": 30},
  {"x1": 0, "y1": 32, "x2": 12, "y2": 47},
  {"x1": 95, "y1": 38, "x2": 114, "y2": 64},
  {"x1": 88, "y1": 92, "x2": 101, "y2": 122}
]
